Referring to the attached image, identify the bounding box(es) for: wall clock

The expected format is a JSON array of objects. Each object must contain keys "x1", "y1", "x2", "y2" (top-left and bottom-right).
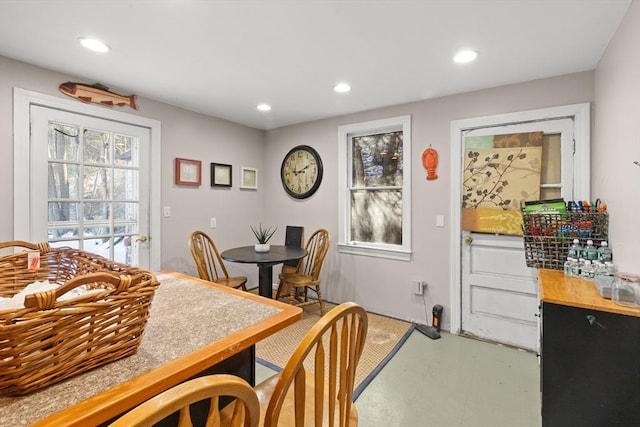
[{"x1": 280, "y1": 145, "x2": 323, "y2": 199}]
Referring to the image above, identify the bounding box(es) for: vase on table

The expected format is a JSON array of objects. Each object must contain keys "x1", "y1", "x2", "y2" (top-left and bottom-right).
[{"x1": 254, "y1": 243, "x2": 270, "y2": 253}]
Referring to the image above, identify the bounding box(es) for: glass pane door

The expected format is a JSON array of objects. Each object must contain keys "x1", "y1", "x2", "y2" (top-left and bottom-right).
[{"x1": 31, "y1": 106, "x2": 150, "y2": 266}]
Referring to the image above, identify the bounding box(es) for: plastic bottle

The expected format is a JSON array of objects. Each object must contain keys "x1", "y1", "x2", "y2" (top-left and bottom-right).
[
  {"x1": 605, "y1": 261, "x2": 616, "y2": 276},
  {"x1": 584, "y1": 240, "x2": 598, "y2": 261},
  {"x1": 573, "y1": 258, "x2": 584, "y2": 277},
  {"x1": 564, "y1": 258, "x2": 572, "y2": 276},
  {"x1": 581, "y1": 260, "x2": 594, "y2": 280},
  {"x1": 568, "y1": 239, "x2": 582, "y2": 259},
  {"x1": 593, "y1": 261, "x2": 603, "y2": 279},
  {"x1": 597, "y1": 241, "x2": 612, "y2": 262}
]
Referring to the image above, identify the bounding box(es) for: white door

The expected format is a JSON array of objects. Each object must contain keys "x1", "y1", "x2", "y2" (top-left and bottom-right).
[
  {"x1": 454, "y1": 110, "x2": 589, "y2": 351},
  {"x1": 30, "y1": 105, "x2": 152, "y2": 267}
]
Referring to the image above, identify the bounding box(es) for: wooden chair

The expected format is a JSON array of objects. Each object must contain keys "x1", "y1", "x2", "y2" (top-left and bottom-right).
[
  {"x1": 254, "y1": 302, "x2": 368, "y2": 427},
  {"x1": 189, "y1": 231, "x2": 247, "y2": 291},
  {"x1": 277, "y1": 229, "x2": 329, "y2": 315},
  {"x1": 110, "y1": 374, "x2": 259, "y2": 427}
]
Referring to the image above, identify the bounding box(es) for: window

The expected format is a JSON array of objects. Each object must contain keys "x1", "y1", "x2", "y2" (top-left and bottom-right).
[
  {"x1": 338, "y1": 115, "x2": 411, "y2": 260},
  {"x1": 46, "y1": 120, "x2": 142, "y2": 264}
]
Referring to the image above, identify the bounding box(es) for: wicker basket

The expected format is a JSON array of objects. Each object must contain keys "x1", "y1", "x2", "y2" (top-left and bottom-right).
[
  {"x1": 522, "y1": 211, "x2": 609, "y2": 270},
  {"x1": 0, "y1": 241, "x2": 159, "y2": 396}
]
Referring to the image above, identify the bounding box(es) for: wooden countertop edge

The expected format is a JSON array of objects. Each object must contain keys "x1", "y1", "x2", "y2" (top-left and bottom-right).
[
  {"x1": 538, "y1": 269, "x2": 640, "y2": 318},
  {"x1": 31, "y1": 271, "x2": 302, "y2": 427}
]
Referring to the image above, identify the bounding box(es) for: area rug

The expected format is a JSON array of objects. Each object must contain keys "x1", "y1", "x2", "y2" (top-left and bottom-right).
[{"x1": 256, "y1": 302, "x2": 414, "y2": 400}]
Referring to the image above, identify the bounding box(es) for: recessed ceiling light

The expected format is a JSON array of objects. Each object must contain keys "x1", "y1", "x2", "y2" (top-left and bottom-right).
[
  {"x1": 78, "y1": 37, "x2": 111, "y2": 53},
  {"x1": 257, "y1": 103, "x2": 271, "y2": 112},
  {"x1": 453, "y1": 50, "x2": 478, "y2": 64},
  {"x1": 333, "y1": 83, "x2": 351, "y2": 93}
]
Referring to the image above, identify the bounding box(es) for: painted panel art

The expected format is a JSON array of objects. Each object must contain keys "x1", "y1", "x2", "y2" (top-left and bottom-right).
[{"x1": 461, "y1": 132, "x2": 543, "y2": 235}]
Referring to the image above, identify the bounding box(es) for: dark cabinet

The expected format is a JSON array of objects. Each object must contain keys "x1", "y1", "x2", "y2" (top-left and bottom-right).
[{"x1": 541, "y1": 302, "x2": 640, "y2": 426}]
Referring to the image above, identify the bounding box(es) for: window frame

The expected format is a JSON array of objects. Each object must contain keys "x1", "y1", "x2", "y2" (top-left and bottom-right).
[{"x1": 337, "y1": 115, "x2": 412, "y2": 261}]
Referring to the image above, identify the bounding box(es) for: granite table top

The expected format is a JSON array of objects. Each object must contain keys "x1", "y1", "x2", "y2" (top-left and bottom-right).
[{"x1": 0, "y1": 272, "x2": 285, "y2": 426}]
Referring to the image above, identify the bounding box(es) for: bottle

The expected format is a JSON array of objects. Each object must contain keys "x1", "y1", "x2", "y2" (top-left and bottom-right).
[
  {"x1": 597, "y1": 241, "x2": 612, "y2": 262},
  {"x1": 604, "y1": 261, "x2": 616, "y2": 276},
  {"x1": 564, "y1": 258, "x2": 572, "y2": 276},
  {"x1": 592, "y1": 261, "x2": 603, "y2": 280},
  {"x1": 568, "y1": 239, "x2": 582, "y2": 259},
  {"x1": 584, "y1": 240, "x2": 598, "y2": 261},
  {"x1": 581, "y1": 260, "x2": 594, "y2": 280},
  {"x1": 573, "y1": 258, "x2": 584, "y2": 277}
]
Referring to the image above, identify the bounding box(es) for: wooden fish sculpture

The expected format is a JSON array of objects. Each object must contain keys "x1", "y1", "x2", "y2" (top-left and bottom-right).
[
  {"x1": 59, "y1": 82, "x2": 138, "y2": 109},
  {"x1": 422, "y1": 146, "x2": 439, "y2": 180}
]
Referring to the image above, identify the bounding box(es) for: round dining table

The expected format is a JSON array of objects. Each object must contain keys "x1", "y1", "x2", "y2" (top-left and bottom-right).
[{"x1": 221, "y1": 245, "x2": 307, "y2": 298}]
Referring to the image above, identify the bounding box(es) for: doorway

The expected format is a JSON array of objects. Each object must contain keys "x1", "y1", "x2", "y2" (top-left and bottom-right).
[
  {"x1": 449, "y1": 104, "x2": 590, "y2": 351},
  {"x1": 13, "y1": 89, "x2": 162, "y2": 270}
]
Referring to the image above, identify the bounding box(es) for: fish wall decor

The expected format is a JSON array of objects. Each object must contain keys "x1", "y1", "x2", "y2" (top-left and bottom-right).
[{"x1": 59, "y1": 82, "x2": 138, "y2": 109}]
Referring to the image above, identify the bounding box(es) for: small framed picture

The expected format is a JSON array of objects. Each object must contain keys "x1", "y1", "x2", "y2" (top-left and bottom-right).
[
  {"x1": 240, "y1": 167, "x2": 258, "y2": 189},
  {"x1": 175, "y1": 158, "x2": 201, "y2": 186},
  {"x1": 211, "y1": 163, "x2": 232, "y2": 187}
]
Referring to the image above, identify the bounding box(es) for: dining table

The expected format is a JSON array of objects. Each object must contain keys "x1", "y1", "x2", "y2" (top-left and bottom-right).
[
  {"x1": 0, "y1": 271, "x2": 302, "y2": 427},
  {"x1": 221, "y1": 245, "x2": 307, "y2": 298}
]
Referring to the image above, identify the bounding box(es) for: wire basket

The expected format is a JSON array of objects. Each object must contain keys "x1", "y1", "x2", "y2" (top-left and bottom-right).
[
  {"x1": 0, "y1": 241, "x2": 159, "y2": 396},
  {"x1": 522, "y1": 211, "x2": 609, "y2": 270}
]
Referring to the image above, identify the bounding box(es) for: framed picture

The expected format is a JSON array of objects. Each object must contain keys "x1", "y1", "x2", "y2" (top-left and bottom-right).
[
  {"x1": 175, "y1": 158, "x2": 201, "y2": 186},
  {"x1": 240, "y1": 167, "x2": 258, "y2": 189},
  {"x1": 211, "y1": 163, "x2": 232, "y2": 187}
]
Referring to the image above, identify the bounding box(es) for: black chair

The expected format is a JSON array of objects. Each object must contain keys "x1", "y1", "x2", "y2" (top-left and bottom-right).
[
  {"x1": 283, "y1": 226, "x2": 304, "y2": 269},
  {"x1": 276, "y1": 226, "x2": 303, "y2": 298}
]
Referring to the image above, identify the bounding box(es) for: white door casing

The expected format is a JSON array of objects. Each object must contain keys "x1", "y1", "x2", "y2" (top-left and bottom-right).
[
  {"x1": 450, "y1": 103, "x2": 590, "y2": 350},
  {"x1": 13, "y1": 88, "x2": 162, "y2": 271}
]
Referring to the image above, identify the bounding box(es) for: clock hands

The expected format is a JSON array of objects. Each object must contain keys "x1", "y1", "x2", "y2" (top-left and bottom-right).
[{"x1": 292, "y1": 164, "x2": 310, "y2": 175}]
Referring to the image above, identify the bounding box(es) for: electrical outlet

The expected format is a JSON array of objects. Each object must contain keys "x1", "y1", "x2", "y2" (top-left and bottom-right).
[
  {"x1": 163, "y1": 206, "x2": 171, "y2": 217},
  {"x1": 412, "y1": 280, "x2": 423, "y2": 295},
  {"x1": 210, "y1": 217, "x2": 217, "y2": 228}
]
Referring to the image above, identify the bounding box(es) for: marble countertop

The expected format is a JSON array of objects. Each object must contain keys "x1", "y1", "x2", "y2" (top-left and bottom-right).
[{"x1": 0, "y1": 273, "x2": 282, "y2": 426}]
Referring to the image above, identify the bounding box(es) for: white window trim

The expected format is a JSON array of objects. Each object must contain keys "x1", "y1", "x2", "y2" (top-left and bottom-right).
[
  {"x1": 449, "y1": 103, "x2": 590, "y2": 334},
  {"x1": 337, "y1": 115, "x2": 412, "y2": 261},
  {"x1": 13, "y1": 88, "x2": 162, "y2": 271}
]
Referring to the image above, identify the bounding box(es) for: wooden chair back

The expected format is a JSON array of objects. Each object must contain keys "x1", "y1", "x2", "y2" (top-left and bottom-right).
[
  {"x1": 110, "y1": 374, "x2": 260, "y2": 427},
  {"x1": 262, "y1": 302, "x2": 368, "y2": 427},
  {"x1": 189, "y1": 230, "x2": 230, "y2": 282},
  {"x1": 297, "y1": 228, "x2": 329, "y2": 282}
]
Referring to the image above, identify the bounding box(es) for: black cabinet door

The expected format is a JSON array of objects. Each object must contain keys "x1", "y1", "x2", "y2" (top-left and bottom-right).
[{"x1": 542, "y1": 303, "x2": 640, "y2": 427}]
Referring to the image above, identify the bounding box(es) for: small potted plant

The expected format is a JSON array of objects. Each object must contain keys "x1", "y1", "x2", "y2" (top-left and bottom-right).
[{"x1": 251, "y1": 224, "x2": 277, "y2": 252}]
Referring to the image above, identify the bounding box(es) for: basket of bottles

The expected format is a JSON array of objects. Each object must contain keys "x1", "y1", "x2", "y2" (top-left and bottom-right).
[{"x1": 522, "y1": 208, "x2": 609, "y2": 270}]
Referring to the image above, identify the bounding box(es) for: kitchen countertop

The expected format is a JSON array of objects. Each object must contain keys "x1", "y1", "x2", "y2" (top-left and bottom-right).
[
  {"x1": 538, "y1": 269, "x2": 640, "y2": 317},
  {"x1": 0, "y1": 272, "x2": 300, "y2": 426}
]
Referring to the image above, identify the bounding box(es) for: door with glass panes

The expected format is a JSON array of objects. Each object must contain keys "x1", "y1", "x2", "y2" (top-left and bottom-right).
[{"x1": 30, "y1": 105, "x2": 151, "y2": 267}]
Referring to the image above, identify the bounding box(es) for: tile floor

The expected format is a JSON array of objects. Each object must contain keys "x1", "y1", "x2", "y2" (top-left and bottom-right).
[{"x1": 256, "y1": 329, "x2": 542, "y2": 427}]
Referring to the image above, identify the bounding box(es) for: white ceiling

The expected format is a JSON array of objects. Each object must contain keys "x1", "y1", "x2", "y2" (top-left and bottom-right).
[{"x1": 0, "y1": 1, "x2": 631, "y2": 130}]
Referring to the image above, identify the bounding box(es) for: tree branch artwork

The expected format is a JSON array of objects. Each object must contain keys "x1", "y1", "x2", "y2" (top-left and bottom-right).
[{"x1": 462, "y1": 147, "x2": 542, "y2": 211}]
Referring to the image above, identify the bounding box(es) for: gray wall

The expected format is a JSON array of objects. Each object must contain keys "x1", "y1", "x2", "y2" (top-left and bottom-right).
[{"x1": 593, "y1": 0, "x2": 640, "y2": 270}]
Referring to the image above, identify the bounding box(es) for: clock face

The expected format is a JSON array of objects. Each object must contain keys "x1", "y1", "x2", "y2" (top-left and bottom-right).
[{"x1": 281, "y1": 145, "x2": 323, "y2": 199}]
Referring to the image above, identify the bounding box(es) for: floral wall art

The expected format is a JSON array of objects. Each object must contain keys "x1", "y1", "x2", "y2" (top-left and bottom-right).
[{"x1": 461, "y1": 132, "x2": 543, "y2": 235}]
